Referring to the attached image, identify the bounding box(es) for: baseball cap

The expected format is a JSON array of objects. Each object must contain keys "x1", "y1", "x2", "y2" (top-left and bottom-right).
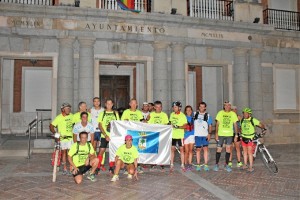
[
  {"x1": 61, "y1": 103, "x2": 71, "y2": 109},
  {"x1": 125, "y1": 135, "x2": 133, "y2": 141},
  {"x1": 224, "y1": 101, "x2": 231, "y2": 105},
  {"x1": 172, "y1": 101, "x2": 182, "y2": 107},
  {"x1": 143, "y1": 102, "x2": 148, "y2": 105}
]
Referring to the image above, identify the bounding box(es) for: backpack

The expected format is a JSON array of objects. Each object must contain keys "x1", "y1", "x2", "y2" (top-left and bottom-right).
[
  {"x1": 194, "y1": 112, "x2": 208, "y2": 122},
  {"x1": 101, "y1": 110, "x2": 118, "y2": 121},
  {"x1": 72, "y1": 141, "x2": 92, "y2": 157},
  {"x1": 240, "y1": 117, "x2": 255, "y2": 127}
]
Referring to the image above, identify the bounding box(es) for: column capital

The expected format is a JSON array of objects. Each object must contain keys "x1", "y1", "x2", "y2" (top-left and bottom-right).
[
  {"x1": 58, "y1": 37, "x2": 75, "y2": 48},
  {"x1": 170, "y1": 42, "x2": 187, "y2": 51},
  {"x1": 152, "y1": 41, "x2": 170, "y2": 49},
  {"x1": 233, "y1": 47, "x2": 249, "y2": 55},
  {"x1": 249, "y1": 48, "x2": 263, "y2": 56},
  {"x1": 78, "y1": 37, "x2": 96, "y2": 47}
]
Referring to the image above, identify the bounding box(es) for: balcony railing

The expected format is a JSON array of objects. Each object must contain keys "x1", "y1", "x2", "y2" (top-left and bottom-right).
[
  {"x1": 189, "y1": 0, "x2": 234, "y2": 21},
  {"x1": 263, "y1": 8, "x2": 300, "y2": 31},
  {"x1": 100, "y1": 0, "x2": 150, "y2": 12},
  {"x1": 0, "y1": 0, "x2": 53, "y2": 5}
]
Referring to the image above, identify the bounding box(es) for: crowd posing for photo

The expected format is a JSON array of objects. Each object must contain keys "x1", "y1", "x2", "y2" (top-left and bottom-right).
[{"x1": 50, "y1": 97, "x2": 266, "y2": 184}]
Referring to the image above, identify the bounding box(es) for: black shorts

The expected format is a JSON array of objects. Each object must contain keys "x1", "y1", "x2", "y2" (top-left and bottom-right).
[
  {"x1": 73, "y1": 165, "x2": 91, "y2": 177},
  {"x1": 172, "y1": 139, "x2": 183, "y2": 147},
  {"x1": 100, "y1": 137, "x2": 109, "y2": 148}
]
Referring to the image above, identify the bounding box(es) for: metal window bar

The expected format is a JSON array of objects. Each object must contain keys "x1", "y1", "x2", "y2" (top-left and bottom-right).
[
  {"x1": 189, "y1": 0, "x2": 233, "y2": 21},
  {"x1": 1, "y1": 0, "x2": 52, "y2": 5},
  {"x1": 100, "y1": 0, "x2": 149, "y2": 12},
  {"x1": 263, "y1": 8, "x2": 300, "y2": 31}
]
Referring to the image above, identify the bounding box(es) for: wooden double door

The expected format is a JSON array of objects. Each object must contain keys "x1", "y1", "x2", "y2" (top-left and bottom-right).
[{"x1": 100, "y1": 75, "x2": 130, "y2": 110}]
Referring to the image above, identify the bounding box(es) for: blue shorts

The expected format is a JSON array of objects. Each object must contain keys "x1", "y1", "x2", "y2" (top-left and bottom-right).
[
  {"x1": 94, "y1": 131, "x2": 101, "y2": 141},
  {"x1": 195, "y1": 136, "x2": 209, "y2": 148}
]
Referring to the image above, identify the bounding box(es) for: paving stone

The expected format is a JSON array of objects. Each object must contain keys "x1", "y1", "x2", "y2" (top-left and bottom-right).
[{"x1": 0, "y1": 144, "x2": 299, "y2": 199}]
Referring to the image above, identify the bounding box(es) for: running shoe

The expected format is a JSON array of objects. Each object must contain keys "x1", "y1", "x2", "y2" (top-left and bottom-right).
[
  {"x1": 247, "y1": 168, "x2": 254, "y2": 173},
  {"x1": 87, "y1": 173, "x2": 96, "y2": 182},
  {"x1": 228, "y1": 162, "x2": 233, "y2": 167},
  {"x1": 127, "y1": 174, "x2": 133, "y2": 179},
  {"x1": 181, "y1": 164, "x2": 186, "y2": 172},
  {"x1": 242, "y1": 165, "x2": 248, "y2": 170},
  {"x1": 137, "y1": 166, "x2": 144, "y2": 174},
  {"x1": 109, "y1": 167, "x2": 114, "y2": 174},
  {"x1": 111, "y1": 175, "x2": 119, "y2": 182},
  {"x1": 95, "y1": 168, "x2": 100, "y2": 175},
  {"x1": 150, "y1": 165, "x2": 158, "y2": 171},
  {"x1": 100, "y1": 166, "x2": 106, "y2": 171},
  {"x1": 170, "y1": 164, "x2": 174, "y2": 172},
  {"x1": 225, "y1": 165, "x2": 232, "y2": 172},
  {"x1": 204, "y1": 165, "x2": 209, "y2": 171},
  {"x1": 62, "y1": 169, "x2": 68, "y2": 175},
  {"x1": 213, "y1": 164, "x2": 219, "y2": 172},
  {"x1": 196, "y1": 165, "x2": 201, "y2": 171},
  {"x1": 237, "y1": 162, "x2": 243, "y2": 168}
]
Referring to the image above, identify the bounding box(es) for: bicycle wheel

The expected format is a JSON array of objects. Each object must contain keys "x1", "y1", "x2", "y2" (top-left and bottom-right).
[
  {"x1": 52, "y1": 150, "x2": 59, "y2": 182},
  {"x1": 259, "y1": 145, "x2": 278, "y2": 174}
]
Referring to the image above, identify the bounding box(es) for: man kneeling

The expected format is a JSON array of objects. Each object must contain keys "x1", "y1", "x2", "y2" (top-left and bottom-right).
[
  {"x1": 68, "y1": 131, "x2": 99, "y2": 184},
  {"x1": 111, "y1": 135, "x2": 139, "y2": 182}
]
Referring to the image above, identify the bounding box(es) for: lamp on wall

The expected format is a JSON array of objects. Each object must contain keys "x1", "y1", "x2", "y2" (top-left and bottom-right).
[
  {"x1": 75, "y1": 0, "x2": 80, "y2": 7},
  {"x1": 189, "y1": 65, "x2": 196, "y2": 71},
  {"x1": 253, "y1": 17, "x2": 260, "y2": 23},
  {"x1": 30, "y1": 59, "x2": 37, "y2": 66},
  {"x1": 115, "y1": 62, "x2": 121, "y2": 68},
  {"x1": 171, "y1": 8, "x2": 177, "y2": 15}
]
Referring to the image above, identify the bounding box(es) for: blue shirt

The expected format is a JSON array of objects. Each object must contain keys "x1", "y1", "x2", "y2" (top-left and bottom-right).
[{"x1": 184, "y1": 115, "x2": 194, "y2": 139}]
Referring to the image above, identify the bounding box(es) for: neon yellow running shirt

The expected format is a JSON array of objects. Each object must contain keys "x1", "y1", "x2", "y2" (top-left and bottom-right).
[
  {"x1": 216, "y1": 110, "x2": 238, "y2": 137},
  {"x1": 121, "y1": 109, "x2": 143, "y2": 121},
  {"x1": 116, "y1": 144, "x2": 139, "y2": 164}
]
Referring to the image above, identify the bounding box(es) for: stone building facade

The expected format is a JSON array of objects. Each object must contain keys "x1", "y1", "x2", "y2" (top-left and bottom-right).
[{"x1": 0, "y1": 0, "x2": 299, "y2": 144}]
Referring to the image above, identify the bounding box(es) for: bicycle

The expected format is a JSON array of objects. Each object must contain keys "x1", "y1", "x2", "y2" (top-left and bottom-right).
[
  {"x1": 50, "y1": 135, "x2": 62, "y2": 182},
  {"x1": 252, "y1": 130, "x2": 278, "y2": 174}
]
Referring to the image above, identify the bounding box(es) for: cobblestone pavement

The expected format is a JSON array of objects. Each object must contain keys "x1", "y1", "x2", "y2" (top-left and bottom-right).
[{"x1": 0, "y1": 144, "x2": 299, "y2": 200}]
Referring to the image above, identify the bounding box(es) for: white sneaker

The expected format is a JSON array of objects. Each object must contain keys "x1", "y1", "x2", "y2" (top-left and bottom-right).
[
  {"x1": 127, "y1": 174, "x2": 133, "y2": 179},
  {"x1": 111, "y1": 175, "x2": 119, "y2": 182}
]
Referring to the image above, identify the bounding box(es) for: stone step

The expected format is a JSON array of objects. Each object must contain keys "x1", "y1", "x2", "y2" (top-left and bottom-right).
[{"x1": 0, "y1": 149, "x2": 31, "y2": 157}]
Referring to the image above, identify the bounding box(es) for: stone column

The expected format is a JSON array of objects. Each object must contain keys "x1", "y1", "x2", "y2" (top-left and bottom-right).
[
  {"x1": 171, "y1": 43, "x2": 186, "y2": 107},
  {"x1": 249, "y1": 48, "x2": 263, "y2": 119},
  {"x1": 233, "y1": 48, "x2": 249, "y2": 111},
  {"x1": 152, "y1": 42, "x2": 169, "y2": 110},
  {"x1": 57, "y1": 37, "x2": 75, "y2": 112},
  {"x1": 78, "y1": 38, "x2": 96, "y2": 107}
]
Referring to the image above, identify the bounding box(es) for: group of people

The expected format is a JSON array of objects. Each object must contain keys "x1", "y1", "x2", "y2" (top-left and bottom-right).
[{"x1": 50, "y1": 97, "x2": 266, "y2": 184}]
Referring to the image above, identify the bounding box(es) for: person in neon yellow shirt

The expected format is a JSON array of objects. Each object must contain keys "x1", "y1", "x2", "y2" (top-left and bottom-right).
[
  {"x1": 50, "y1": 102, "x2": 74, "y2": 175},
  {"x1": 169, "y1": 101, "x2": 187, "y2": 172},
  {"x1": 147, "y1": 100, "x2": 169, "y2": 171},
  {"x1": 121, "y1": 98, "x2": 144, "y2": 122},
  {"x1": 73, "y1": 101, "x2": 91, "y2": 124},
  {"x1": 121, "y1": 98, "x2": 145, "y2": 173},
  {"x1": 241, "y1": 107, "x2": 266, "y2": 172},
  {"x1": 147, "y1": 101, "x2": 169, "y2": 125},
  {"x1": 111, "y1": 135, "x2": 139, "y2": 182},
  {"x1": 96, "y1": 99, "x2": 120, "y2": 173},
  {"x1": 214, "y1": 101, "x2": 238, "y2": 173},
  {"x1": 68, "y1": 132, "x2": 99, "y2": 184}
]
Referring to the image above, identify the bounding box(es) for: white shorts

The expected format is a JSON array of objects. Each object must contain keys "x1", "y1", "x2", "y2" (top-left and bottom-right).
[
  {"x1": 184, "y1": 135, "x2": 195, "y2": 145},
  {"x1": 61, "y1": 140, "x2": 73, "y2": 150}
]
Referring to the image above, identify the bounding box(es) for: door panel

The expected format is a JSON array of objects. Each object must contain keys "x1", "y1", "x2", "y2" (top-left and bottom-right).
[{"x1": 100, "y1": 75, "x2": 130, "y2": 109}]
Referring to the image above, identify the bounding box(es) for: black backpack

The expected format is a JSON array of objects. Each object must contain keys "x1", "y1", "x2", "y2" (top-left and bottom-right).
[
  {"x1": 240, "y1": 117, "x2": 255, "y2": 127},
  {"x1": 101, "y1": 110, "x2": 118, "y2": 121},
  {"x1": 72, "y1": 141, "x2": 92, "y2": 157},
  {"x1": 194, "y1": 112, "x2": 208, "y2": 122}
]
